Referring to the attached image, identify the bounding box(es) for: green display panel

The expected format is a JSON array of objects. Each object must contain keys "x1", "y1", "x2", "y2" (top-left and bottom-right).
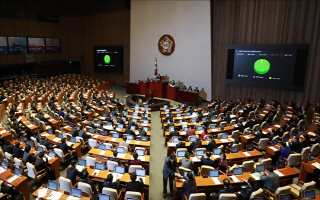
[{"x1": 254, "y1": 59, "x2": 270, "y2": 74}]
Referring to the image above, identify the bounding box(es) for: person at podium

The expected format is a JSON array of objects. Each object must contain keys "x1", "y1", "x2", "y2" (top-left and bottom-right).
[{"x1": 187, "y1": 86, "x2": 193, "y2": 91}]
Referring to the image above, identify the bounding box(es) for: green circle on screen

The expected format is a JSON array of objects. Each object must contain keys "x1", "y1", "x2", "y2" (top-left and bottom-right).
[
  {"x1": 104, "y1": 55, "x2": 111, "y2": 64},
  {"x1": 254, "y1": 59, "x2": 270, "y2": 74}
]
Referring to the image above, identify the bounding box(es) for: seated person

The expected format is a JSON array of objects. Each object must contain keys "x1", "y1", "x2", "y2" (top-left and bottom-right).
[
  {"x1": 126, "y1": 172, "x2": 144, "y2": 193},
  {"x1": 3, "y1": 140, "x2": 14, "y2": 154},
  {"x1": 237, "y1": 177, "x2": 258, "y2": 200},
  {"x1": 138, "y1": 127, "x2": 147, "y2": 136},
  {"x1": 279, "y1": 142, "x2": 292, "y2": 161},
  {"x1": 289, "y1": 136, "x2": 303, "y2": 153},
  {"x1": 180, "y1": 152, "x2": 193, "y2": 170},
  {"x1": 190, "y1": 137, "x2": 201, "y2": 152},
  {"x1": 210, "y1": 178, "x2": 234, "y2": 199},
  {"x1": 182, "y1": 171, "x2": 198, "y2": 198},
  {"x1": 58, "y1": 138, "x2": 73, "y2": 155},
  {"x1": 13, "y1": 142, "x2": 24, "y2": 159},
  {"x1": 23, "y1": 144, "x2": 35, "y2": 164},
  {"x1": 35, "y1": 151, "x2": 48, "y2": 172},
  {"x1": 169, "y1": 127, "x2": 179, "y2": 137},
  {"x1": 130, "y1": 152, "x2": 143, "y2": 165},
  {"x1": 66, "y1": 159, "x2": 82, "y2": 185},
  {"x1": 200, "y1": 152, "x2": 215, "y2": 168},
  {"x1": 206, "y1": 135, "x2": 217, "y2": 152},
  {"x1": 109, "y1": 150, "x2": 121, "y2": 165},
  {"x1": 119, "y1": 136, "x2": 129, "y2": 148},
  {"x1": 79, "y1": 170, "x2": 98, "y2": 194},
  {"x1": 175, "y1": 137, "x2": 186, "y2": 150},
  {"x1": 103, "y1": 173, "x2": 120, "y2": 191},
  {"x1": 214, "y1": 153, "x2": 229, "y2": 174},
  {"x1": 40, "y1": 136, "x2": 52, "y2": 150}
]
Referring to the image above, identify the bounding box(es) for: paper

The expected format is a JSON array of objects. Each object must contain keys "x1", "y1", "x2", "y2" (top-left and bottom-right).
[
  {"x1": 230, "y1": 175, "x2": 240, "y2": 182},
  {"x1": 287, "y1": 114, "x2": 292, "y2": 117},
  {"x1": 66, "y1": 142, "x2": 74, "y2": 146},
  {"x1": 37, "y1": 188, "x2": 48, "y2": 198},
  {"x1": 250, "y1": 173, "x2": 260, "y2": 180},
  {"x1": 212, "y1": 177, "x2": 221, "y2": 184},
  {"x1": 7, "y1": 175, "x2": 19, "y2": 183},
  {"x1": 93, "y1": 135, "x2": 99, "y2": 138},
  {"x1": 42, "y1": 133, "x2": 49, "y2": 137},
  {"x1": 135, "y1": 141, "x2": 140, "y2": 144},
  {"x1": 66, "y1": 196, "x2": 80, "y2": 200},
  {"x1": 137, "y1": 176, "x2": 146, "y2": 183},
  {"x1": 92, "y1": 170, "x2": 100, "y2": 176},
  {"x1": 100, "y1": 151, "x2": 106, "y2": 155},
  {"x1": 191, "y1": 157, "x2": 201, "y2": 162},
  {"x1": 244, "y1": 136, "x2": 251, "y2": 139},
  {"x1": 229, "y1": 138, "x2": 235, "y2": 142},
  {"x1": 0, "y1": 167, "x2": 5, "y2": 174},
  {"x1": 212, "y1": 155, "x2": 220, "y2": 159},
  {"x1": 284, "y1": 118, "x2": 290, "y2": 120},
  {"x1": 117, "y1": 153, "x2": 126, "y2": 158},
  {"x1": 308, "y1": 132, "x2": 316, "y2": 136},
  {"x1": 243, "y1": 152, "x2": 251, "y2": 156},
  {"x1": 17, "y1": 117, "x2": 22, "y2": 122},
  {"x1": 274, "y1": 170, "x2": 284, "y2": 177},
  {"x1": 76, "y1": 165, "x2": 84, "y2": 172},
  {"x1": 211, "y1": 128, "x2": 219, "y2": 132},
  {"x1": 111, "y1": 138, "x2": 116, "y2": 141},
  {"x1": 311, "y1": 162, "x2": 320, "y2": 169},
  {"x1": 139, "y1": 156, "x2": 146, "y2": 161},
  {"x1": 180, "y1": 131, "x2": 186, "y2": 135},
  {"x1": 109, "y1": 173, "x2": 123, "y2": 182},
  {"x1": 220, "y1": 139, "x2": 229, "y2": 143},
  {"x1": 274, "y1": 124, "x2": 281, "y2": 128},
  {"x1": 0, "y1": 130, "x2": 6, "y2": 135},
  {"x1": 47, "y1": 191, "x2": 63, "y2": 199},
  {"x1": 27, "y1": 124, "x2": 34, "y2": 128},
  {"x1": 269, "y1": 147, "x2": 278, "y2": 151},
  {"x1": 53, "y1": 138, "x2": 61, "y2": 142}
]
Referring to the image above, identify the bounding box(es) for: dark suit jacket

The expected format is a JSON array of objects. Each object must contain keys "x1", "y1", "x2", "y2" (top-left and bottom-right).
[
  {"x1": 170, "y1": 131, "x2": 179, "y2": 137},
  {"x1": 3, "y1": 144, "x2": 14, "y2": 154},
  {"x1": 191, "y1": 140, "x2": 202, "y2": 151},
  {"x1": 58, "y1": 142, "x2": 72, "y2": 154},
  {"x1": 207, "y1": 140, "x2": 217, "y2": 152},
  {"x1": 13, "y1": 147, "x2": 24, "y2": 159},
  {"x1": 79, "y1": 178, "x2": 98, "y2": 193},
  {"x1": 239, "y1": 186, "x2": 257, "y2": 200},
  {"x1": 175, "y1": 142, "x2": 186, "y2": 150},
  {"x1": 126, "y1": 179, "x2": 144, "y2": 192},
  {"x1": 289, "y1": 141, "x2": 303, "y2": 153},
  {"x1": 103, "y1": 180, "x2": 120, "y2": 191},
  {"x1": 302, "y1": 139, "x2": 312, "y2": 148},
  {"x1": 162, "y1": 157, "x2": 177, "y2": 178},
  {"x1": 200, "y1": 156, "x2": 215, "y2": 168},
  {"x1": 260, "y1": 173, "x2": 279, "y2": 193},
  {"x1": 35, "y1": 157, "x2": 48, "y2": 171},
  {"x1": 66, "y1": 166, "x2": 81, "y2": 185},
  {"x1": 211, "y1": 185, "x2": 235, "y2": 199},
  {"x1": 182, "y1": 180, "x2": 198, "y2": 198}
]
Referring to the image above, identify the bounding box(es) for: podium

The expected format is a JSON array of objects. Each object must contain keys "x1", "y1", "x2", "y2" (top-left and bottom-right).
[
  {"x1": 145, "y1": 89, "x2": 154, "y2": 99},
  {"x1": 126, "y1": 82, "x2": 140, "y2": 94},
  {"x1": 149, "y1": 82, "x2": 167, "y2": 98},
  {"x1": 166, "y1": 86, "x2": 179, "y2": 101},
  {"x1": 139, "y1": 82, "x2": 148, "y2": 95},
  {"x1": 178, "y1": 90, "x2": 199, "y2": 106}
]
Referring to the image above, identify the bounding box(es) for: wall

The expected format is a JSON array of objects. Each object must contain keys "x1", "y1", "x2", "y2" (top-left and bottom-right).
[
  {"x1": 211, "y1": 0, "x2": 320, "y2": 103},
  {"x1": 130, "y1": 0, "x2": 212, "y2": 100}
]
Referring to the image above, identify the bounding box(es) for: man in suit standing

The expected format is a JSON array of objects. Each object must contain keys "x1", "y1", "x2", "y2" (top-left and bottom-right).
[
  {"x1": 210, "y1": 178, "x2": 235, "y2": 199},
  {"x1": 162, "y1": 153, "x2": 178, "y2": 199},
  {"x1": 260, "y1": 166, "x2": 280, "y2": 193}
]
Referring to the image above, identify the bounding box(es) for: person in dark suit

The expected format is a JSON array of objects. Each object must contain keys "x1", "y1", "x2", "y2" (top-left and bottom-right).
[
  {"x1": 103, "y1": 173, "x2": 120, "y2": 191},
  {"x1": 237, "y1": 177, "x2": 257, "y2": 200},
  {"x1": 138, "y1": 127, "x2": 147, "y2": 136},
  {"x1": 3, "y1": 140, "x2": 14, "y2": 154},
  {"x1": 234, "y1": 121, "x2": 244, "y2": 133},
  {"x1": 200, "y1": 152, "x2": 215, "y2": 168},
  {"x1": 162, "y1": 153, "x2": 178, "y2": 198},
  {"x1": 13, "y1": 142, "x2": 24, "y2": 159},
  {"x1": 190, "y1": 137, "x2": 201, "y2": 152},
  {"x1": 289, "y1": 136, "x2": 303, "y2": 153},
  {"x1": 253, "y1": 129, "x2": 263, "y2": 143},
  {"x1": 210, "y1": 178, "x2": 235, "y2": 199},
  {"x1": 268, "y1": 129, "x2": 277, "y2": 141},
  {"x1": 23, "y1": 145, "x2": 35, "y2": 164},
  {"x1": 279, "y1": 142, "x2": 292, "y2": 161},
  {"x1": 175, "y1": 137, "x2": 186, "y2": 150},
  {"x1": 207, "y1": 135, "x2": 217, "y2": 152},
  {"x1": 58, "y1": 138, "x2": 73, "y2": 154},
  {"x1": 182, "y1": 172, "x2": 198, "y2": 198},
  {"x1": 35, "y1": 151, "x2": 48, "y2": 171},
  {"x1": 78, "y1": 170, "x2": 98, "y2": 194},
  {"x1": 315, "y1": 103, "x2": 320, "y2": 112},
  {"x1": 126, "y1": 172, "x2": 144, "y2": 192},
  {"x1": 66, "y1": 159, "x2": 82, "y2": 185},
  {"x1": 169, "y1": 127, "x2": 179, "y2": 137},
  {"x1": 40, "y1": 136, "x2": 52, "y2": 150},
  {"x1": 260, "y1": 166, "x2": 280, "y2": 193},
  {"x1": 78, "y1": 126, "x2": 90, "y2": 142},
  {"x1": 109, "y1": 150, "x2": 121, "y2": 165},
  {"x1": 302, "y1": 134, "x2": 313, "y2": 147},
  {"x1": 125, "y1": 126, "x2": 135, "y2": 136}
]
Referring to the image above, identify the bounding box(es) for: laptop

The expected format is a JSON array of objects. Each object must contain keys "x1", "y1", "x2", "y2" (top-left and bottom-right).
[
  {"x1": 136, "y1": 149, "x2": 145, "y2": 156},
  {"x1": 112, "y1": 133, "x2": 119, "y2": 138},
  {"x1": 279, "y1": 194, "x2": 292, "y2": 200},
  {"x1": 191, "y1": 119, "x2": 196, "y2": 122},
  {"x1": 58, "y1": 133, "x2": 63, "y2": 139},
  {"x1": 230, "y1": 147, "x2": 239, "y2": 153},
  {"x1": 14, "y1": 167, "x2": 22, "y2": 177},
  {"x1": 89, "y1": 129, "x2": 95, "y2": 134},
  {"x1": 172, "y1": 137, "x2": 179, "y2": 143},
  {"x1": 177, "y1": 151, "x2": 186, "y2": 157},
  {"x1": 98, "y1": 194, "x2": 110, "y2": 200},
  {"x1": 48, "y1": 129, "x2": 53, "y2": 134},
  {"x1": 308, "y1": 154, "x2": 315, "y2": 162},
  {"x1": 195, "y1": 150, "x2": 205, "y2": 157},
  {"x1": 209, "y1": 124, "x2": 216, "y2": 129},
  {"x1": 95, "y1": 162, "x2": 105, "y2": 171},
  {"x1": 118, "y1": 124, "x2": 124, "y2": 129},
  {"x1": 256, "y1": 164, "x2": 265, "y2": 172},
  {"x1": 98, "y1": 144, "x2": 106, "y2": 150},
  {"x1": 143, "y1": 127, "x2": 149, "y2": 132},
  {"x1": 126, "y1": 135, "x2": 134, "y2": 140},
  {"x1": 197, "y1": 126, "x2": 204, "y2": 131},
  {"x1": 140, "y1": 136, "x2": 148, "y2": 142},
  {"x1": 276, "y1": 161, "x2": 285, "y2": 169},
  {"x1": 202, "y1": 117, "x2": 207, "y2": 122},
  {"x1": 183, "y1": 127, "x2": 188, "y2": 131},
  {"x1": 163, "y1": 105, "x2": 168, "y2": 108},
  {"x1": 115, "y1": 166, "x2": 125, "y2": 174},
  {"x1": 189, "y1": 136, "x2": 197, "y2": 142},
  {"x1": 130, "y1": 126, "x2": 136, "y2": 131},
  {"x1": 304, "y1": 190, "x2": 315, "y2": 199},
  {"x1": 133, "y1": 113, "x2": 138, "y2": 117},
  {"x1": 186, "y1": 112, "x2": 191, "y2": 116},
  {"x1": 48, "y1": 151, "x2": 56, "y2": 158},
  {"x1": 19, "y1": 137, "x2": 24, "y2": 143},
  {"x1": 37, "y1": 146, "x2": 44, "y2": 152},
  {"x1": 176, "y1": 114, "x2": 181, "y2": 117},
  {"x1": 136, "y1": 168, "x2": 146, "y2": 177},
  {"x1": 209, "y1": 170, "x2": 219, "y2": 177},
  {"x1": 183, "y1": 171, "x2": 195, "y2": 177},
  {"x1": 272, "y1": 140, "x2": 278, "y2": 146},
  {"x1": 70, "y1": 137, "x2": 76, "y2": 143},
  {"x1": 143, "y1": 120, "x2": 149, "y2": 124},
  {"x1": 169, "y1": 127, "x2": 175, "y2": 132},
  {"x1": 48, "y1": 180, "x2": 58, "y2": 191},
  {"x1": 213, "y1": 148, "x2": 222, "y2": 155},
  {"x1": 27, "y1": 141, "x2": 33, "y2": 148},
  {"x1": 233, "y1": 167, "x2": 243, "y2": 175},
  {"x1": 221, "y1": 134, "x2": 228, "y2": 139},
  {"x1": 78, "y1": 159, "x2": 86, "y2": 166},
  {"x1": 246, "y1": 144, "x2": 254, "y2": 151},
  {"x1": 71, "y1": 187, "x2": 82, "y2": 198},
  {"x1": 116, "y1": 147, "x2": 125, "y2": 153}
]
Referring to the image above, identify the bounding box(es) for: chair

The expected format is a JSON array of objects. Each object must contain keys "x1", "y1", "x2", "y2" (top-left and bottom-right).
[
  {"x1": 218, "y1": 193, "x2": 237, "y2": 200},
  {"x1": 59, "y1": 176, "x2": 72, "y2": 194},
  {"x1": 255, "y1": 138, "x2": 269, "y2": 151},
  {"x1": 252, "y1": 124, "x2": 260, "y2": 132},
  {"x1": 104, "y1": 143, "x2": 113, "y2": 150},
  {"x1": 102, "y1": 187, "x2": 122, "y2": 200},
  {"x1": 86, "y1": 156, "x2": 96, "y2": 167},
  {"x1": 129, "y1": 165, "x2": 143, "y2": 173},
  {"x1": 184, "y1": 193, "x2": 206, "y2": 200},
  {"x1": 231, "y1": 130, "x2": 239, "y2": 142},
  {"x1": 88, "y1": 139, "x2": 97, "y2": 148},
  {"x1": 238, "y1": 160, "x2": 254, "y2": 172},
  {"x1": 311, "y1": 143, "x2": 319, "y2": 156},
  {"x1": 4, "y1": 152, "x2": 14, "y2": 168},
  {"x1": 107, "y1": 160, "x2": 118, "y2": 172},
  {"x1": 285, "y1": 153, "x2": 301, "y2": 167},
  {"x1": 178, "y1": 166, "x2": 191, "y2": 175},
  {"x1": 260, "y1": 121, "x2": 268, "y2": 130},
  {"x1": 54, "y1": 148, "x2": 69, "y2": 164},
  {"x1": 38, "y1": 144, "x2": 47, "y2": 152},
  {"x1": 31, "y1": 136, "x2": 39, "y2": 148},
  {"x1": 14, "y1": 157, "x2": 27, "y2": 173},
  {"x1": 280, "y1": 131, "x2": 289, "y2": 140},
  {"x1": 198, "y1": 165, "x2": 214, "y2": 176},
  {"x1": 300, "y1": 147, "x2": 311, "y2": 162},
  {"x1": 219, "y1": 121, "x2": 227, "y2": 127},
  {"x1": 263, "y1": 186, "x2": 291, "y2": 200},
  {"x1": 0, "y1": 147, "x2": 4, "y2": 160},
  {"x1": 26, "y1": 162, "x2": 47, "y2": 182},
  {"x1": 125, "y1": 191, "x2": 144, "y2": 200},
  {"x1": 76, "y1": 137, "x2": 88, "y2": 150},
  {"x1": 290, "y1": 181, "x2": 316, "y2": 199},
  {"x1": 249, "y1": 188, "x2": 263, "y2": 199},
  {"x1": 78, "y1": 182, "x2": 92, "y2": 197},
  {"x1": 255, "y1": 158, "x2": 272, "y2": 169}
]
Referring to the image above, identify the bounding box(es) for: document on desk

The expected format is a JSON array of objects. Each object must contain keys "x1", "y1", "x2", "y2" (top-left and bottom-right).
[
  {"x1": 243, "y1": 152, "x2": 251, "y2": 157},
  {"x1": 17, "y1": 117, "x2": 22, "y2": 122},
  {"x1": 47, "y1": 191, "x2": 63, "y2": 199},
  {"x1": 135, "y1": 141, "x2": 140, "y2": 144},
  {"x1": 139, "y1": 156, "x2": 146, "y2": 161},
  {"x1": 42, "y1": 133, "x2": 49, "y2": 137},
  {"x1": 220, "y1": 139, "x2": 229, "y2": 143},
  {"x1": 269, "y1": 147, "x2": 278, "y2": 151},
  {"x1": 7, "y1": 175, "x2": 19, "y2": 183},
  {"x1": 53, "y1": 138, "x2": 61, "y2": 142},
  {"x1": 167, "y1": 143, "x2": 175, "y2": 147},
  {"x1": 67, "y1": 142, "x2": 74, "y2": 146},
  {"x1": 109, "y1": 173, "x2": 123, "y2": 182},
  {"x1": 76, "y1": 165, "x2": 84, "y2": 172},
  {"x1": 212, "y1": 155, "x2": 220, "y2": 159},
  {"x1": 250, "y1": 173, "x2": 261, "y2": 180},
  {"x1": 212, "y1": 177, "x2": 221, "y2": 184},
  {"x1": 0, "y1": 130, "x2": 6, "y2": 135},
  {"x1": 27, "y1": 124, "x2": 34, "y2": 128},
  {"x1": 210, "y1": 128, "x2": 219, "y2": 132},
  {"x1": 117, "y1": 153, "x2": 126, "y2": 158},
  {"x1": 191, "y1": 157, "x2": 201, "y2": 162},
  {"x1": 273, "y1": 170, "x2": 284, "y2": 177},
  {"x1": 93, "y1": 135, "x2": 99, "y2": 138},
  {"x1": 100, "y1": 150, "x2": 106, "y2": 155},
  {"x1": 244, "y1": 135, "x2": 251, "y2": 139},
  {"x1": 111, "y1": 138, "x2": 116, "y2": 141},
  {"x1": 311, "y1": 162, "x2": 320, "y2": 169},
  {"x1": 37, "y1": 188, "x2": 48, "y2": 198},
  {"x1": 229, "y1": 176, "x2": 240, "y2": 182},
  {"x1": 92, "y1": 170, "x2": 100, "y2": 176},
  {"x1": 180, "y1": 131, "x2": 186, "y2": 135},
  {"x1": 308, "y1": 132, "x2": 316, "y2": 136},
  {"x1": 274, "y1": 124, "x2": 281, "y2": 128},
  {"x1": 66, "y1": 196, "x2": 80, "y2": 200},
  {"x1": 0, "y1": 167, "x2": 5, "y2": 174},
  {"x1": 228, "y1": 138, "x2": 235, "y2": 142}
]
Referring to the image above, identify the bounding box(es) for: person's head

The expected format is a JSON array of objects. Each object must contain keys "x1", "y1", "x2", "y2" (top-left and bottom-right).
[
  {"x1": 107, "y1": 173, "x2": 113, "y2": 182},
  {"x1": 169, "y1": 153, "x2": 176, "y2": 161},
  {"x1": 70, "y1": 159, "x2": 77, "y2": 166},
  {"x1": 178, "y1": 137, "x2": 183, "y2": 142},
  {"x1": 185, "y1": 152, "x2": 190, "y2": 159},
  {"x1": 122, "y1": 136, "x2": 127, "y2": 141},
  {"x1": 207, "y1": 135, "x2": 212, "y2": 141},
  {"x1": 205, "y1": 152, "x2": 212, "y2": 158},
  {"x1": 25, "y1": 145, "x2": 31, "y2": 153},
  {"x1": 82, "y1": 170, "x2": 89, "y2": 178},
  {"x1": 247, "y1": 177, "x2": 255, "y2": 187},
  {"x1": 186, "y1": 171, "x2": 194, "y2": 181},
  {"x1": 223, "y1": 178, "x2": 230, "y2": 188},
  {"x1": 61, "y1": 138, "x2": 66, "y2": 143},
  {"x1": 281, "y1": 142, "x2": 287, "y2": 147},
  {"x1": 15, "y1": 142, "x2": 20, "y2": 148},
  {"x1": 304, "y1": 134, "x2": 310, "y2": 140},
  {"x1": 5, "y1": 140, "x2": 10, "y2": 145},
  {"x1": 265, "y1": 166, "x2": 274, "y2": 174},
  {"x1": 41, "y1": 136, "x2": 46, "y2": 141},
  {"x1": 113, "y1": 150, "x2": 118, "y2": 157},
  {"x1": 133, "y1": 152, "x2": 138, "y2": 160},
  {"x1": 130, "y1": 172, "x2": 137, "y2": 181},
  {"x1": 220, "y1": 153, "x2": 226, "y2": 160},
  {"x1": 39, "y1": 151, "x2": 44, "y2": 158}
]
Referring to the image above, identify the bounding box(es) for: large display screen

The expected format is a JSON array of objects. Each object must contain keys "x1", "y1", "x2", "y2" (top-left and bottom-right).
[
  {"x1": 226, "y1": 44, "x2": 308, "y2": 91},
  {"x1": 94, "y1": 46, "x2": 123, "y2": 73}
]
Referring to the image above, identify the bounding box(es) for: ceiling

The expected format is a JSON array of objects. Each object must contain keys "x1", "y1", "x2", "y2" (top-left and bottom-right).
[{"x1": 0, "y1": 0, "x2": 129, "y2": 17}]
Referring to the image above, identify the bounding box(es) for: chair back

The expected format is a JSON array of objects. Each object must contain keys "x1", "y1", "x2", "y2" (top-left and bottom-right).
[
  {"x1": 218, "y1": 193, "x2": 237, "y2": 200},
  {"x1": 107, "y1": 160, "x2": 118, "y2": 171},
  {"x1": 258, "y1": 138, "x2": 269, "y2": 150},
  {"x1": 26, "y1": 162, "x2": 36, "y2": 179},
  {"x1": 14, "y1": 157, "x2": 24, "y2": 169},
  {"x1": 125, "y1": 191, "x2": 142, "y2": 200},
  {"x1": 104, "y1": 143, "x2": 113, "y2": 150},
  {"x1": 31, "y1": 137, "x2": 39, "y2": 147},
  {"x1": 241, "y1": 160, "x2": 254, "y2": 172},
  {"x1": 250, "y1": 188, "x2": 263, "y2": 198},
  {"x1": 260, "y1": 121, "x2": 267, "y2": 130},
  {"x1": 102, "y1": 187, "x2": 118, "y2": 200},
  {"x1": 88, "y1": 139, "x2": 97, "y2": 148},
  {"x1": 53, "y1": 148, "x2": 65, "y2": 162},
  {"x1": 38, "y1": 144, "x2": 47, "y2": 152},
  {"x1": 252, "y1": 124, "x2": 260, "y2": 132},
  {"x1": 200, "y1": 165, "x2": 214, "y2": 176},
  {"x1": 301, "y1": 181, "x2": 316, "y2": 198},
  {"x1": 301, "y1": 147, "x2": 311, "y2": 161},
  {"x1": 231, "y1": 130, "x2": 240, "y2": 142},
  {"x1": 311, "y1": 143, "x2": 319, "y2": 156},
  {"x1": 178, "y1": 166, "x2": 191, "y2": 175},
  {"x1": 75, "y1": 137, "x2": 85, "y2": 149},
  {"x1": 260, "y1": 158, "x2": 272, "y2": 167},
  {"x1": 287, "y1": 153, "x2": 301, "y2": 167},
  {"x1": 59, "y1": 177, "x2": 72, "y2": 193},
  {"x1": 274, "y1": 186, "x2": 291, "y2": 200},
  {"x1": 78, "y1": 182, "x2": 92, "y2": 197},
  {"x1": 86, "y1": 156, "x2": 96, "y2": 168},
  {"x1": 129, "y1": 165, "x2": 143, "y2": 173},
  {"x1": 189, "y1": 193, "x2": 206, "y2": 200}
]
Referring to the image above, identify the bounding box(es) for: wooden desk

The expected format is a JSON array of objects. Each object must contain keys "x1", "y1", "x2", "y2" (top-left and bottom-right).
[
  {"x1": 19, "y1": 115, "x2": 38, "y2": 132},
  {"x1": 240, "y1": 135, "x2": 255, "y2": 150},
  {"x1": 0, "y1": 169, "x2": 29, "y2": 199},
  {"x1": 226, "y1": 149, "x2": 263, "y2": 165},
  {"x1": 265, "y1": 146, "x2": 280, "y2": 159},
  {"x1": 32, "y1": 186, "x2": 91, "y2": 200},
  {"x1": 298, "y1": 157, "x2": 320, "y2": 183}
]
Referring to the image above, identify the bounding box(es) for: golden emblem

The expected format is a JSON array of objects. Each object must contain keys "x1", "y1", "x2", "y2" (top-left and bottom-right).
[{"x1": 158, "y1": 34, "x2": 175, "y2": 56}]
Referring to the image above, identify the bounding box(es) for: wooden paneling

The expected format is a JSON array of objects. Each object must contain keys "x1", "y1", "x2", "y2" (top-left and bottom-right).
[{"x1": 211, "y1": 0, "x2": 320, "y2": 103}]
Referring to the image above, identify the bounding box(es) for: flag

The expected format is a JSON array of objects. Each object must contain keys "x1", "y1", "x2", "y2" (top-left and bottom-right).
[{"x1": 154, "y1": 57, "x2": 157, "y2": 77}]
